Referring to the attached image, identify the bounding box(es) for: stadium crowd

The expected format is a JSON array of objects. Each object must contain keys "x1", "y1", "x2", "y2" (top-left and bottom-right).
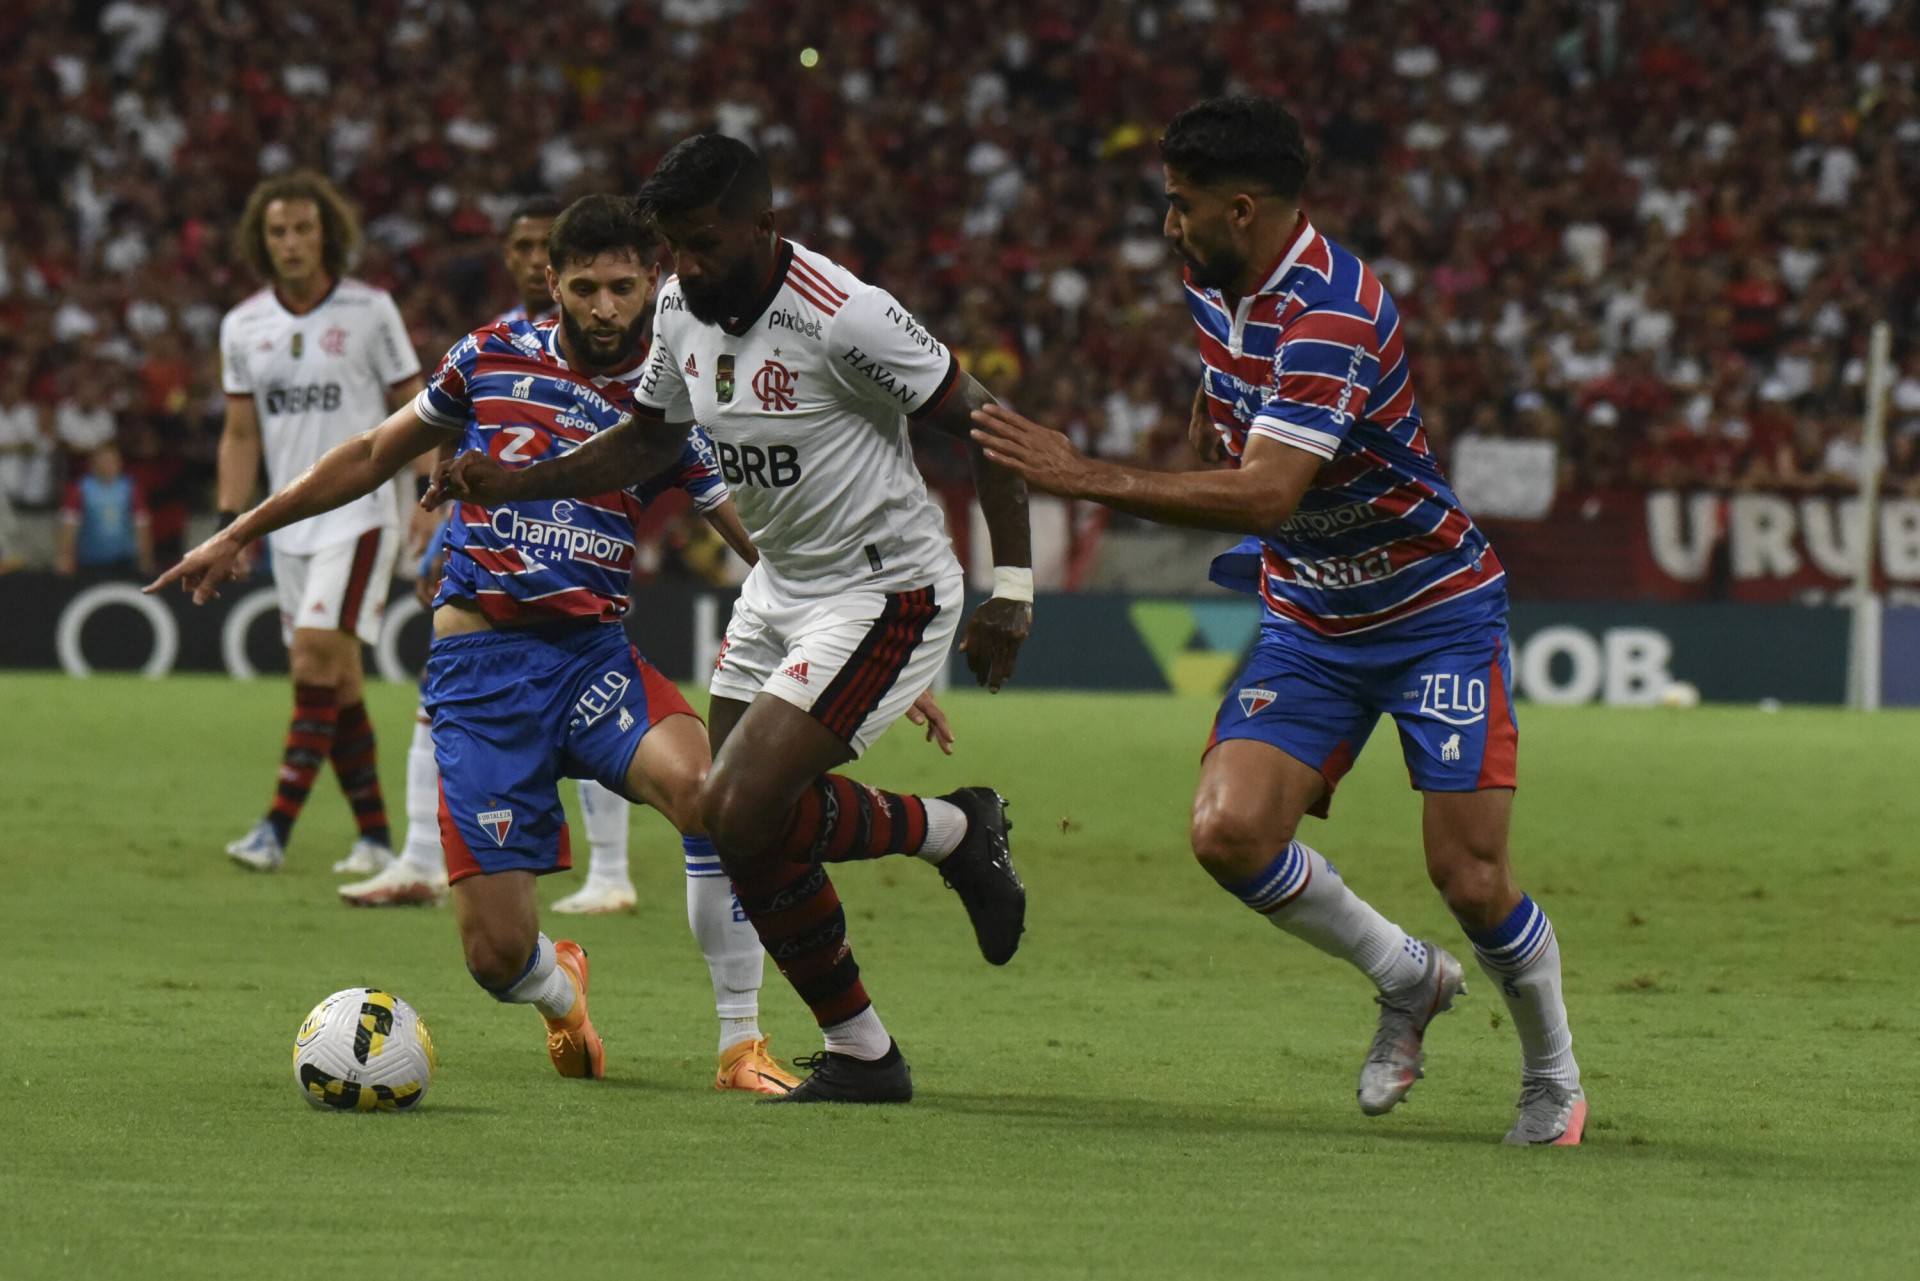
[{"x1": 3, "y1": 0, "x2": 1920, "y2": 572}]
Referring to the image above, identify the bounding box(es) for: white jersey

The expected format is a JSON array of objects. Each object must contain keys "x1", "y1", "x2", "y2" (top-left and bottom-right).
[
  {"x1": 635, "y1": 239, "x2": 962, "y2": 597},
  {"x1": 220, "y1": 278, "x2": 421, "y2": 554}
]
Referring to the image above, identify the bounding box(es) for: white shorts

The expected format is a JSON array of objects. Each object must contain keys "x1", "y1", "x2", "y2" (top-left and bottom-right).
[
  {"x1": 710, "y1": 568, "x2": 963, "y2": 757},
  {"x1": 273, "y1": 526, "x2": 399, "y2": 646}
]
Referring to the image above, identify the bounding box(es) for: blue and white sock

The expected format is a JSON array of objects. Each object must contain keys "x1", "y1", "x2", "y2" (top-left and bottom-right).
[
  {"x1": 481, "y1": 932, "x2": 578, "y2": 1020},
  {"x1": 683, "y1": 835, "x2": 764, "y2": 1052},
  {"x1": 1223, "y1": 841, "x2": 1428, "y2": 994},
  {"x1": 1466, "y1": 894, "x2": 1579, "y2": 1088}
]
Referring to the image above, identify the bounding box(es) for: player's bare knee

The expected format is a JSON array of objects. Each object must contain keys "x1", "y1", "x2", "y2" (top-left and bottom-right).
[
  {"x1": 1190, "y1": 803, "x2": 1288, "y2": 883},
  {"x1": 1427, "y1": 845, "x2": 1504, "y2": 922},
  {"x1": 699, "y1": 771, "x2": 774, "y2": 865},
  {"x1": 459, "y1": 924, "x2": 530, "y2": 993}
]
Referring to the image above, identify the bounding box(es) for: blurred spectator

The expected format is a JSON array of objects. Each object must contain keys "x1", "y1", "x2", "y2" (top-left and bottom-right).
[
  {"x1": 0, "y1": 362, "x2": 57, "y2": 510},
  {"x1": 56, "y1": 444, "x2": 152, "y2": 577},
  {"x1": 0, "y1": 0, "x2": 1913, "y2": 547}
]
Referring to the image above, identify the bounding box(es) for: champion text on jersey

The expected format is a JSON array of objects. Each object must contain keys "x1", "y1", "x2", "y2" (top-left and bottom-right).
[
  {"x1": 752, "y1": 358, "x2": 799, "y2": 411},
  {"x1": 478, "y1": 808, "x2": 514, "y2": 845},
  {"x1": 489, "y1": 505, "x2": 632, "y2": 567}
]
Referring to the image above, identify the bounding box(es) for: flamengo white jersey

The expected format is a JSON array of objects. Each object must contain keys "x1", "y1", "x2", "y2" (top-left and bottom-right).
[
  {"x1": 220, "y1": 278, "x2": 421, "y2": 554},
  {"x1": 635, "y1": 239, "x2": 962, "y2": 597}
]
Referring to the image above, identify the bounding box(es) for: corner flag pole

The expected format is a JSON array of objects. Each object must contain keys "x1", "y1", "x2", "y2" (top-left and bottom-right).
[{"x1": 1846, "y1": 321, "x2": 1891, "y2": 711}]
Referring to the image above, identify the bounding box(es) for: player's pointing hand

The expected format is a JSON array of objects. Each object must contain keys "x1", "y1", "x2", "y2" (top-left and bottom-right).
[
  {"x1": 423, "y1": 449, "x2": 515, "y2": 508},
  {"x1": 144, "y1": 530, "x2": 248, "y2": 604},
  {"x1": 970, "y1": 404, "x2": 1100, "y2": 499}
]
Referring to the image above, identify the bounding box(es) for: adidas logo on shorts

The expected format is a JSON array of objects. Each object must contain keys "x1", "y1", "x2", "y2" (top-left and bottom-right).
[{"x1": 780, "y1": 660, "x2": 810, "y2": 686}]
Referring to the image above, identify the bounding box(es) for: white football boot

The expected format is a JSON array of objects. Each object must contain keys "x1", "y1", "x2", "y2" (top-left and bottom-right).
[
  {"x1": 550, "y1": 881, "x2": 639, "y2": 915},
  {"x1": 332, "y1": 838, "x2": 395, "y2": 877},
  {"x1": 339, "y1": 859, "x2": 448, "y2": 907},
  {"x1": 225, "y1": 820, "x2": 286, "y2": 872}
]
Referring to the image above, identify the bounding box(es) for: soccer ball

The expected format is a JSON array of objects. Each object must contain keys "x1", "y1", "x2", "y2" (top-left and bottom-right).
[
  {"x1": 292, "y1": 988, "x2": 436, "y2": 1112},
  {"x1": 1659, "y1": 680, "x2": 1702, "y2": 709}
]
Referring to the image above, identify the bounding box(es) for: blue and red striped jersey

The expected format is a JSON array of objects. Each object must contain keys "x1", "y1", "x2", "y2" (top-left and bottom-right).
[
  {"x1": 1189, "y1": 219, "x2": 1503, "y2": 636},
  {"x1": 414, "y1": 318, "x2": 726, "y2": 625}
]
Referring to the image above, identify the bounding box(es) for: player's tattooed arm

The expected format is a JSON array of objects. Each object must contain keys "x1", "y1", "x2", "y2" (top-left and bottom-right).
[
  {"x1": 971, "y1": 406, "x2": 1321, "y2": 534},
  {"x1": 918, "y1": 371, "x2": 1033, "y2": 692},
  {"x1": 150, "y1": 405, "x2": 456, "y2": 603},
  {"x1": 423, "y1": 414, "x2": 690, "y2": 508}
]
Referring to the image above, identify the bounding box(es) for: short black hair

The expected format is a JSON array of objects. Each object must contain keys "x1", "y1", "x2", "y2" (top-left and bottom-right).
[
  {"x1": 504, "y1": 194, "x2": 564, "y2": 236},
  {"x1": 546, "y1": 194, "x2": 657, "y2": 271},
  {"x1": 1159, "y1": 96, "x2": 1311, "y2": 201},
  {"x1": 636, "y1": 133, "x2": 772, "y2": 222}
]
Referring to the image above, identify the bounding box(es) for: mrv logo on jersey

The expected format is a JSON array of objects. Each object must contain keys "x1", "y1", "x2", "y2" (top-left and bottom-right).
[
  {"x1": 715, "y1": 441, "x2": 802, "y2": 488},
  {"x1": 264, "y1": 383, "x2": 343, "y2": 414}
]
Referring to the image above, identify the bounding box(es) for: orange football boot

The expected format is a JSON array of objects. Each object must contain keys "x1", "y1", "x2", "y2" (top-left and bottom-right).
[
  {"x1": 715, "y1": 1037, "x2": 800, "y2": 1096},
  {"x1": 543, "y1": 940, "x2": 605, "y2": 1079}
]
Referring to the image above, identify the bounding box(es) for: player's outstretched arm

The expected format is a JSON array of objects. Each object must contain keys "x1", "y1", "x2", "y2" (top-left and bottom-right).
[
  {"x1": 972, "y1": 405, "x2": 1320, "y2": 534},
  {"x1": 918, "y1": 371, "x2": 1033, "y2": 692},
  {"x1": 147, "y1": 405, "x2": 453, "y2": 604},
  {"x1": 423, "y1": 414, "x2": 693, "y2": 509},
  {"x1": 702, "y1": 498, "x2": 759, "y2": 567}
]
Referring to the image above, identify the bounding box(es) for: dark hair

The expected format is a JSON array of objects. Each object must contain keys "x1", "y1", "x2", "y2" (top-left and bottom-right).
[
  {"x1": 1159, "y1": 96, "x2": 1311, "y2": 201},
  {"x1": 232, "y1": 170, "x2": 362, "y2": 281},
  {"x1": 503, "y1": 194, "x2": 564, "y2": 237},
  {"x1": 545, "y1": 194, "x2": 659, "y2": 270},
  {"x1": 636, "y1": 133, "x2": 772, "y2": 222}
]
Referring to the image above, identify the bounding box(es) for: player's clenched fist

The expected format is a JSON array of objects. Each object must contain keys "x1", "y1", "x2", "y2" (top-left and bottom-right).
[
  {"x1": 960, "y1": 596, "x2": 1032, "y2": 693},
  {"x1": 423, "y1": 450, "x2": 514, "y2": 508},
  {"x1": 144, "y1": 530, "x2": 249, "y2": 604}
]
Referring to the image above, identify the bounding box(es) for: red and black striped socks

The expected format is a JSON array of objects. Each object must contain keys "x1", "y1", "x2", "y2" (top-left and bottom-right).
[
  {"x1": 730, "y1": 860, "x2": 872, "y2": 1031},
  {"x1": 266, "y1": 683, "x2": 339, "y2": 845},
  {"x1": 767, "y1": 775, "x2": 930, "y2": 863},
  {"x1": 330, "y1": 699, "x2": 391, "y2": 848}
]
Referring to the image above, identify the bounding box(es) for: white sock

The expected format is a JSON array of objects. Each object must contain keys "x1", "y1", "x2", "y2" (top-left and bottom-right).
[
  {"x1": 683, "y1": 836, "x2": 763, "y2": 1049},
  {"x1": 577, "y1": 779, "x2": 631, "y2": 887},
  {"x1": 1468, "y1": 894, "x2": 1580, "y2": 1089},
  {"x1": 821, "y1": 1005, "x2": 891, "y2": 1061},
  {"x1": 400, "y1": 714, "x2": 445, "y2": 877},
  {"x1": 1226, "y1": 841, "x2": 1428, "y2": 994},
  {"x1": 491, "y1": 933, "x2": 578, "y2": 1020},
  {"x1": 915, "y1": 797, "x2": 968, "y2": 863}
]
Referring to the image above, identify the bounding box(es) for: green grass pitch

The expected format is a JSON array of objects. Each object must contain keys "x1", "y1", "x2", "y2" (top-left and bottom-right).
[{"x1": 3, "y1": 672, "x2": 1917, "y2": 1280}]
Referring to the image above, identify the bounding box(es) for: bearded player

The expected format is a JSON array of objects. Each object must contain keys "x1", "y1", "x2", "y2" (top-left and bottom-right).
[
  {"x1": 216, "y1": 171, "x2": 422, "y2": 877},
  {"x1": 348, "y1": 195, "x2": 654, "y2": 919},
  {"x1": 429, "y1": 135, "x2": 1033, "y2": 1104},
  {"x1": 156, "y1": 195, "x2": 801, "y2": 1093},
  {"x1": 971, "y1": 97, "x2": 1584, "y2": 1145}
]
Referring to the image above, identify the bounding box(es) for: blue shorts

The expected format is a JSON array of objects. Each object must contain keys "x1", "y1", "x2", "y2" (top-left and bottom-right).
[
  {"x1": 1208, "y1": 594, "x2": 1518, "y2": 818},
  {"x1": 422, "y1": 623, "x2": 696, "y2": 882}
]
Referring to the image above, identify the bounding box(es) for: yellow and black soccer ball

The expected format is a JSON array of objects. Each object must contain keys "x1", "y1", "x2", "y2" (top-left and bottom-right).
[{"x1": 292, "y1": 988, "x2": 436, "y2": 1112}]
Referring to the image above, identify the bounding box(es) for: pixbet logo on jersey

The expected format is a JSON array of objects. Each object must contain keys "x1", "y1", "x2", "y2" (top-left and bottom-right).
[{"x1": 753, "y1": 359, "x2": 799, "y2": 411}]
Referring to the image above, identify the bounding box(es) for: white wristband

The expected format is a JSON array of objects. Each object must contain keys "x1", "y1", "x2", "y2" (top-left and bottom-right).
[{"x1": 991, "y1": 565, "x2": 1035, "y2": 603}]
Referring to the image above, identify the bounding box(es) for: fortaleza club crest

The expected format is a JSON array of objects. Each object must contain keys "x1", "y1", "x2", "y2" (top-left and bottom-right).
[
  {"x1": 715, "y1": 353, "x2": 736, "y2": 403},
  {"x1": 477, "y1": 808, "x2": 514, "y2": 845},
  {"x1": 1238, "y1": 687, "x2": 1278, "y2": 717}
]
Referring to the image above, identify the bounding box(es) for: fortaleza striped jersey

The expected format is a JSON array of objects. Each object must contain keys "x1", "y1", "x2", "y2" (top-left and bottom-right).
[
  {"x1": 1189, "y1": 219, "x2": 1503, "y2": 636},
  {"x1": 633, "y1": 239, "x2": 963, "y2": 598},
  {"x1": 414, "y1": 318, "x2": 725, "y2": 625}
]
